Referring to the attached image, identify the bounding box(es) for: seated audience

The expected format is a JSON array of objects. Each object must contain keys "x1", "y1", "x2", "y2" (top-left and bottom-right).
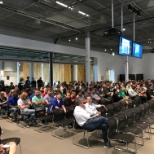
[
  {"x1": 0, "y1": 92, "x2": 8, "y2": 112},
  {"x1": 44, "y1": 88, "x2": 54, "y2": 105},
  {"x1": 32, "y1": 89, "x2": 45, "y2": 109},
  {"x1": 146, "y1": 84, "x2": 154, "y2": 101},
  {"x1": 8, "y1": 92, "x2": 19, "y2": 121},
  {"x1": 17, "y1": 92, "x2": 35, "y2": 127},
  {"x1": 73, "y1": 98, "x2": 110, "y2": 146}
]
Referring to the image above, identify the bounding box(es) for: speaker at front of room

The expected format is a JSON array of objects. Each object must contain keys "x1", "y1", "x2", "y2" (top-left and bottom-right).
[
  {"x1": 119, "y1": 74, "x2": 125, "y2": 82},
  {"x1": 136, "y1": 74, "x2": 144, "y2": 81},
  {"x1": 129, "y1": 74, "x2": 135, "y2": 80}
]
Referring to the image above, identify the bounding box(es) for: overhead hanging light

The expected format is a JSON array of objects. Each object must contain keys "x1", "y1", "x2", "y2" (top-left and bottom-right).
[
  {"x1": 78, "y1": 11, "x2": 90, "y2": 17},
  {"x1": 0, "y1": 1, "x2": 3, "y2": 4},
  {"x1": 56, "y1": 1, "x2": 68, "y2": 8}
]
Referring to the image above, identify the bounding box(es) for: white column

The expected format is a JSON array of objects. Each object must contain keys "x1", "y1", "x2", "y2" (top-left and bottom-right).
[
  {"x1": 29, "y1": 62, "x2": 33, "y2": 81},
  {"x1": 85, "y1": 32, "x2": 90, "y2": 84},
  {"x1": 73, "y1": 65, "x2": 78, "y2": 81},
  {"x1": 41, "y1": 63, "x2": 44, "y2": 81},
  {"x1": 17, "y1": 62, "x2": 20, "y2": 84},
  {"x1": 93, "y1": 57, "x2": 98, "y2": 82}
]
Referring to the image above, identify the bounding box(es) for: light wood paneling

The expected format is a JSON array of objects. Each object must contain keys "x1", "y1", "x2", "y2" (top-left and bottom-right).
[
  {"x1": 33, "y1": 63, "x2": 41, "y2": 81},
  {"x1": 53, "y1": 63, "x2": 64, "y2": 83},
  {"x1": 43, "y1": 63, "x2": 49, "y2": 83},
  {"x1": 64, "y1": 64, "x2": 71, "y2": 83},
  {"x1": 22, "y1": 62, "x2": 30, "y2": 80},
  {"x1": 90, "y1": 65, "x2": 93, "y2": 82},
  {"x1": 78, "y1": 65, "x2": 85, "y2": 82}
]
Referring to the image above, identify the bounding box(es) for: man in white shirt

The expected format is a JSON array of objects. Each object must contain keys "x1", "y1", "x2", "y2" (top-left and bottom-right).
[
  {"x1": 73, "y1": 98, "x2": 110, "y2": 146},
  {"x1": 85, "y1": 95, "x2": 107, "y2": 116}
]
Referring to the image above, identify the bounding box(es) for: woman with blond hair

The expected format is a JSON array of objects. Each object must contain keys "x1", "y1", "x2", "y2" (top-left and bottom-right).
[
  {"x1": 17, "y1": 92, "x2": 35, "y2": 127},
  {"x1": 0, "y1": 92, "x2": 8, "y2": 113}
]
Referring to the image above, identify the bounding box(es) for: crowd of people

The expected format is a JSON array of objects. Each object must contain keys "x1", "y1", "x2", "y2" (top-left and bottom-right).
[{"x1": 0, "y1": 78, "x2": 154, "y2": 149}]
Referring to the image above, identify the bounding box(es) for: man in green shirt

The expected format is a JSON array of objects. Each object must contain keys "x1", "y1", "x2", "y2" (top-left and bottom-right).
[{"x1": 32, "y1": 89, "x2": 45, "y2": 108}]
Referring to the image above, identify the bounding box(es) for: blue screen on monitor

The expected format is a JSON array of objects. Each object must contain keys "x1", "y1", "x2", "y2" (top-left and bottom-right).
[
  {"x1": 119, "y1": 37, "x2": 132, "y2": 56},
  {"x1": 132, "y1": 42, "x2": 143, "y2": 58}
]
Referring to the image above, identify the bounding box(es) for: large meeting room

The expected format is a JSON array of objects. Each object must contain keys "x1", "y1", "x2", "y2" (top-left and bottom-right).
[{"x1": 1, "y1": 0, "x2": 154, "y2": 154}]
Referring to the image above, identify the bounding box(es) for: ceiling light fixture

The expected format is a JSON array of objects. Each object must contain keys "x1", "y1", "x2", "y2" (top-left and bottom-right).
[
  {"x1": 0, "y1": 1, "x2": 3, "y2": 4},
  {"x1": 123, "y1": 28, "x2": 126, "y2": 31},
  {"x1": 75, "y1": 37, "x2": 78, "y2": 40},
  {"x1": 112, "y1": 52, "x2": 115, "y2": 56},
  {"x1": 111, "y1": 49, "x2": 112, "y2": 51},
  {"x1": 104, "y1": 49, "x2": 107, "y2": 52},
  {"x1": 56, "y1": 1, "x2": 68, "y2": 8},
  {"x1": 78, "y1": 11, "x2": 90, "y2": 17},
  {"x1": 68, "y1": 39, "x2": 71, "y2": 42}
]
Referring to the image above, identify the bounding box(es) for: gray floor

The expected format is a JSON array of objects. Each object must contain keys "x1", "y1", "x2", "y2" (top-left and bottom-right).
[{"x1": 1, "y1": 119, "x2": 154, "y2": 154}]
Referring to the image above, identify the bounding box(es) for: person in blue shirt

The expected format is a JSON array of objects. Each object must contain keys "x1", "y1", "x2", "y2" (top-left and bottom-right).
[
  {"x1": 48, "y1": 91, "x2": 66, "y2": 115},
  {"x1": 8, "y1": 91, "x2": 19, "y2": 121}
]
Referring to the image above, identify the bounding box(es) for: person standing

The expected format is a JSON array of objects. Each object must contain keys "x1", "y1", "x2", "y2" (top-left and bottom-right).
[
  {"x1": 37, "y1": 77, "x2": 43, "y2": 90},
  {"x1": 31, "y1": 77, "x2": 36, "y2": 89}
]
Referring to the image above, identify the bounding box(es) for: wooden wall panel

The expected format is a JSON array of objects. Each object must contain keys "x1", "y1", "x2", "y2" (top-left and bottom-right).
[
  {"x1": 33, "y1": 63, "x2": 41, "y2": 81},
  {"x1": 43, "y1": 63, "x2": 49, "y2": 83},
  {"x1": 53, "y1": 63, "x2": 64, "y2": 83},
  {"x1": 90, "y1": 65, "x2": 93, "y2": 82},
  {"x1": 64, "y1": 64, "x2": 71, "y2": 83},
  {"x1": 22, "y1": 62, "x2": 30, "y2": 80},
  {"x1": 78, "y1": 65, "x2": 85, "y2": 82}
]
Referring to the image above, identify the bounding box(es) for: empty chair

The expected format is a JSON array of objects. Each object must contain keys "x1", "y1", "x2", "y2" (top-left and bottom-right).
[
  {"x1": 115, "y1": 112, "x2": 144, "y2": 145},
  {"x1": 106, "y1": 117, "x2": 137, "y2": 154},
  {"x1": 113, "y1": 102, "x2": 122, "y2": 114},
  {"x1": 106, "y1": 104, "x2": 115, "y2": 117}
]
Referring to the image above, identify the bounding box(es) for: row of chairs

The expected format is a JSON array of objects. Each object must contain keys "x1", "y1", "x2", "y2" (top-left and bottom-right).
[{"x1": 106, "y1": 100, "x2": 154, "y2": 153}]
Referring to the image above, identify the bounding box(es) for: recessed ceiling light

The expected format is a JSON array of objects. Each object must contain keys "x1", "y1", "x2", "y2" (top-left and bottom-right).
[
  {"x1": 75, "y1": 37, "x2": 78, "y2": 40},
  {"x1": 0, "y1": 1, "x2": 3, "y2": 4},
  {"x1": 123, "y1": 28, "x2": 126, "y2": 31},
  {"x1": 104, "y1": 49, "x2": 107, "y2": 52},
  {"x1": 112, "y1": 52, "x2": 115, "y2": 56},
  {"x1": 68, "y1": 39, "x2": 71, "y2": 42},
  {"x1": 111, "y1": 49, "x2": 112, "y2": 51}
]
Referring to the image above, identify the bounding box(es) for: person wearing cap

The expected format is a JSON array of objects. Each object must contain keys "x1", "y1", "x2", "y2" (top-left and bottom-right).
[{"x1": 73, "y1": 98, "x2": 110, "y2": 147}]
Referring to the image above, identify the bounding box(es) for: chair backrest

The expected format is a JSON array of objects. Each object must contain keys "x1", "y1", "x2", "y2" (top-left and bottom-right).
[
  {"x1": 134, "y1": 96, "x2": 142, "y2": 106},
  {"x1": 144, "y1": 102, "x2": 150, "y2": 113},
  {"x1": 35, "y1": 106, "x2": 46, "y2": 118},
  {"x1": 148, "y1": 100, "x2": 154, "y2": 111},
  {"x1": 139, "y1": 104, "x2": 147, "y2": 118},
  {"x1": 106, "y1": 104, "x2": 115, "y2": 116},
  {"x1": 115, "y1": 113, "x2": 127, "y2": 131},
  {"x1": 132, "y1": 107, "x2": 141, "y2": 122},
  {"x1": 123, "y1": 109, "x2": 134, "y2": 126},
  {"x1": 106, "y1": 117, "x2": 117, "y2": 138},
  {"x1": 113, "y1": 102, "x2": 122, "y2": 113}
]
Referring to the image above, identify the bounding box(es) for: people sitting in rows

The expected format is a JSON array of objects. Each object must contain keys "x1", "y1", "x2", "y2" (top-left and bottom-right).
[
  {"x1": 112, "y1": 89, "x2": 129, "y2": 109},
  {"x1": 0, "y1": 91, "x2": 8, "y2": 113},
  {"x1": 48, "y1": 91, "x2": 66, "y2": 114},
  {"x1": 73, "y1": 98, "x2": 110, "y2": 147},
  {"x1": 85, "y1": 95, "x2": 107, "y2": 115},
  {"x1": 42, "y1": 87, "x2": 48, "y2": 98},
  {"x1": 146, "y1": 84, "x2": 154, "y2": 101},
  {"x1": 32, "y1": 89, "x2": 45, "y2": 109},
  {"x1": 17, "y1": 92, "x2": 35, "y2": 127},
  {"x1": 70, "y1": 91, "x2": 76, "y2": 105},
  {"x1": 44, "y1": 88, "x2": 54, "y2": 105},
  {"x1": 8, "y1": 92, "x2": 19, "y2": 122}
]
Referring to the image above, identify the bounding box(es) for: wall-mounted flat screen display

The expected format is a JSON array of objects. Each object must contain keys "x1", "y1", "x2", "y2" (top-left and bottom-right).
[
  {"x1": 119, "y1": 36, "x2": 132, "y2": 56},
  {"x1": 132, "y1": 42, "x2": 143, "y2": 58}
]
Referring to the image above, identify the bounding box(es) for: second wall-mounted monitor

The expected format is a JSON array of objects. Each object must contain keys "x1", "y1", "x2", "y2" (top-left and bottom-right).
[
  {"x1": 132, "y1": 42, "x2": 143, "y2": 58},
  {"x1": 119, "y1": 36, "x2": 132, "y2": 56}
]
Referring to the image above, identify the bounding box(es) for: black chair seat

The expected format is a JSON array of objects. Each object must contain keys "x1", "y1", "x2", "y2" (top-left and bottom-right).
[
  {"x1": 1, "y1": 137, "x2": 20, "y2": 145},
  {"x1": 58, "y1": 119, "x2": 74, "y2": 126},
  {"x1": 132, "y1": 122, "x2": 149, "y2": 129},
  {"x1": 36, "y1": 115, "x2": 52, "y2": 120},
  {"x1": 110, "y1": 133, "x2": 135, "y2": 143},
  {"x1": 140, "y1": 118, "x2": 154, "y2": 124},
  {"x1": 121, "y1": 127, "x2": 142, "y2": 135}
]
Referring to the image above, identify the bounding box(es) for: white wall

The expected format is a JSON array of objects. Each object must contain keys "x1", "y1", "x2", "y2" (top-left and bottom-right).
[{"x1": 1, "y1": 33, "x2": 154, "y2": 82}]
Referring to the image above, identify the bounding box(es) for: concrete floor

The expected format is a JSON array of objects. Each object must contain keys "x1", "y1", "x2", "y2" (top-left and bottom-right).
[{"x1": 1, "y1": 119, "x2": 154, "y2": 154}]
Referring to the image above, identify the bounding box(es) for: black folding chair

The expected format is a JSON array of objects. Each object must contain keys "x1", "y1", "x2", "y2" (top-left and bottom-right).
[
  {"x1": 106, "y1": 117, "x2": 137, "y2": 154},
  {"x1": 106, "y1": 104, "x2": 115, "y2": 117},
  {"x1": 113, "y1": 102, "x2": 122, "y2": 114}
]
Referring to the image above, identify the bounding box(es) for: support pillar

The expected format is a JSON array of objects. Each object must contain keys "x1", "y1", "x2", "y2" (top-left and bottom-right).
[
  {"x1": 73, "y1": 65, "x2": 78, "y2": 81},
  {"x1": 85, "y1": 31, "x2": 90, "y2": 84},
  {"x1": 17, "y1": 62, "x2": 20, "y2": 84},
  {"x1": 49, "y1": 53, "x2": 53, "y2": 86},
  {"x1": 29, "y1": 62, "x2": 33, "y2": 81}
]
